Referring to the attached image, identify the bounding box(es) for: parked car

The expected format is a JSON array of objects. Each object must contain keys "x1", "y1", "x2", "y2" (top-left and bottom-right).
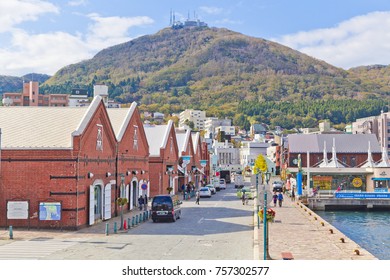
[
  {"x1": 237, "y1": 186, "x2": 256, "y2": 199},
  {"x1": 205, "y1": 184, "x2": 216, "y2": 194},
  {"x1": 151, "y1": 194, "x2": 182, "y2": 223},
  {"x1": 219, "y1": 179, "x2": 227, "y2": 190},
  {"x1": 272, "y1": 181, "x2": 284, "y2": 193},
  {"x1": 199, "y1": 187, "x2": 212, "y2": 198}
]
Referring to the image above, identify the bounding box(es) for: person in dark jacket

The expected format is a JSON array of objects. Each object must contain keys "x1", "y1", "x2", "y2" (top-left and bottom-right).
[{"x1": 138, "y1": 195, "x2": 144, "y2": 210}]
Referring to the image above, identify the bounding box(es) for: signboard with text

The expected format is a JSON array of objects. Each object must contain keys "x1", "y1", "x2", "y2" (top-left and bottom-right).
[
  {"x1": 7, "y1": 201, "x2": 29, "y2": 219},
  {"x1": 335, "y1": 192, "x2": 390, "y2": 199}
]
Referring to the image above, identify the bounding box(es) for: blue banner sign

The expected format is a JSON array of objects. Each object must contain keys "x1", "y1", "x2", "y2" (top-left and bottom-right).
[{"x1": 335, "y1": 192, "x2": 390, "y2": 199}]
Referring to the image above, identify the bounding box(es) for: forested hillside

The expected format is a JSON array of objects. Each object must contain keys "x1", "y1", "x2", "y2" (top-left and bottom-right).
[{"x1": 2, "y1": 27, "x2": 389, "y2": 129}]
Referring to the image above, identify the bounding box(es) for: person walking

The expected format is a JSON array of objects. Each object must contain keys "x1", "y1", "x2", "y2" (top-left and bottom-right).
[
  {"x1": 195, "y1": 190, "x2": 200, "y2": 205},
  {"x1": 277, "y1": 192, "x2": 284, "y2": 207},
  {"x1": 272, "y1": 192, "x2": 278, "y2": 207},
  {"x1": 242, "y1": 191, "x2": 246, "y2": 205},
  {"x1": 291, "y1": 188, "x2": 296, "y2": 202},
  {"x1": 144, "y1": 194, "x2": 148, "y2": 210},
  {"x1": 138, "y1": 195, "x2": 144, "y2": 211}
]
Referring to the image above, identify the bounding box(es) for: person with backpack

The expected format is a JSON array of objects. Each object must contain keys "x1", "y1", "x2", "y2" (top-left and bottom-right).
[{"x1": 278, "y1": 192, "x2": 284, "y2": 207}]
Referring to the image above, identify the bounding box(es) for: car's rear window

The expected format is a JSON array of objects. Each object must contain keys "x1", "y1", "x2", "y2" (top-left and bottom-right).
[
  {"x1": 152, "y1": 196, "x2": 173, "y2": 210},
  {"x1": 200, "y1": 188, "x2": 209, "y2": 191}
]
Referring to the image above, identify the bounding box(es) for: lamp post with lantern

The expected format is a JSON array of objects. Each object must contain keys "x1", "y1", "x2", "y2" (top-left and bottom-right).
[
  {"x1": 200, "y1": 159, "x2": 208, "y2": 187},
  {"x1": 181, "y1": 155, "x2": 191, "y2": 199},
  {"x1": 263, "y1": 171, "x2": 272, "y2": 260}
]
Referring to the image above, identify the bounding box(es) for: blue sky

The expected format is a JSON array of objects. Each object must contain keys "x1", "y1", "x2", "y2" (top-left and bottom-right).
[{"x1": 1, "y1": 0, "x2": 390, "y2": 76}]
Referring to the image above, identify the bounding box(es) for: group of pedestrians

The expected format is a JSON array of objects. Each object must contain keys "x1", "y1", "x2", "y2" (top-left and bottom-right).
[{"x1": 138, "y1": 194, "x2": 148, "y2": 211}]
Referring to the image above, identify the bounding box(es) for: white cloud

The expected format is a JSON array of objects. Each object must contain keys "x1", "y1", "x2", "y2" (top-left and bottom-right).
[
  {"x1": 199, "y1": 6, "x2": 223, "y2": 15},
  {"x1": 274, "y1": 11, "x2": 390, "y2": 69},
  {"x1": 0, "y1": 30, "x2": 89, "y2": 75},
  {"x1": 68, "y1": 0, "x2": 88, "y2": 6},
  {"x1": 86, "y1": 13, "x2": 154, "y2": 50},
  {"x1": 0, "y1": 0, "x2": 59, "y2": 33},
  {"x1": 0, "y1": 11, "x2": 154, "y2": 76}
]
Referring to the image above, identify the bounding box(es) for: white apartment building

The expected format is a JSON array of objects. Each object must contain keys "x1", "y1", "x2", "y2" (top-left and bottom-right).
[
  {"x1": 204, "y1": 118, "x2": 232, "y2": 138},
  {"x1": 179, "y1": 109, "x2": 206, "y2": 130},
  {"x1": 213, "y1": 140, "x2": 241, "y2": 171},
  {"x1": 239, "y1": 141, "x2": 270, "y2": 167}
]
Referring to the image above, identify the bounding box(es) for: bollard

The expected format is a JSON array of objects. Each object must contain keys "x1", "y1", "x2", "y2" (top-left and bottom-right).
[
  {"x1": 123, "y1": 219, "x2": 127, "y2": 230},
  {"x1": 114, "y1": 222, "x2": 118, "y2": 234},
  {"x1": 132, "y1": 216, "x2": 135, "y2": 227},
  {"x1": 145, "y1": 211, "x2": 148, "y2": 220},
  {"x1": 135, "y1": 215, "x2": 139, "y2": 225},
  {"x1": 9, "y1": 226, "x2": 13, "y2": 240},
  {"x1": 128, "y1": 218, "x2": 131, "y2": 229},
  {"x1": 143, "y1": 212, "x2": 146, "y2": 221},
  {"x1": 105, "y1": 223, "x2": 109, "y2": 236}
]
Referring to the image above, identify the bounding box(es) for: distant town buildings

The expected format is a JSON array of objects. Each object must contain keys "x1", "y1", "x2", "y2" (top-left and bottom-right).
[
  {"x1": 3, "y1": 81, "x2": 68, "y2": 107},
  {"x1": 2, "y1": 82, "x2": 120, "y2": 108}
]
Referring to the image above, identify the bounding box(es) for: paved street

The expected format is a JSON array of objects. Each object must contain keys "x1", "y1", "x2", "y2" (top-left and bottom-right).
[
  {"x1": 0, "y1": 183, "x2": 255, "y2": 260},
  {"x1": 0, "y1": 179, "x2": 378, "y2": 260}
]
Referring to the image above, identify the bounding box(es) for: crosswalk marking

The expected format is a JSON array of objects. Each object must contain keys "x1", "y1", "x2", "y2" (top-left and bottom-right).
[{"x1": 0, "y1": 239, "x2": 79, "y2": 260}]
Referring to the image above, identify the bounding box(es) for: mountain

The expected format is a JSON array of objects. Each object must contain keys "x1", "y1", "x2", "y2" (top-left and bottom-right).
[
  {"x1": 3, "y1": 27, "x2": 389, "y2": 129},
  {"x1": 43, "y1": 27, "x2": 367, "y2": 103},
  {"x1": 0, "y1": 73, "x2": 51, "y2": 93}
]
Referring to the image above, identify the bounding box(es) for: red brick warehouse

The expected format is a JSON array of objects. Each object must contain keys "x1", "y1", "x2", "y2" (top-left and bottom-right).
[{"x1": 0, "y1": 97, "x2": 118, "y2": 229}]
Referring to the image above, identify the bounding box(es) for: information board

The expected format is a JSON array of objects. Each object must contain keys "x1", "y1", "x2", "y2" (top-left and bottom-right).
[
  {"x1": 39, "y1": 202, "x2": 61, "y2": 221},
  {"x1": 7, "y1": 201, "x2": 29, "y2": 219}
]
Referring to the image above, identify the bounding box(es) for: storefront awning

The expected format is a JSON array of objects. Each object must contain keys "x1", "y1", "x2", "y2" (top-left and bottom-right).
[{"x1": 372, "y1": 178, "x2": 390, "y2": 181}]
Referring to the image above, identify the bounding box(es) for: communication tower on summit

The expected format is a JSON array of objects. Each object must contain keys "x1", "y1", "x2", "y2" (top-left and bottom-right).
[{"x1": 169, "y1": 9, "x2": 207, "y2": 29}]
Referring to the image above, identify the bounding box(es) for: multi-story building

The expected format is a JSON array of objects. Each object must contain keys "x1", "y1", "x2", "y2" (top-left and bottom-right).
[
  {"x1": 377, "y1": 112, "x2": 390, "y2": 156},
  {"x1": 179, "y1": 109, "x2": 206, "y2": 130},
  {"x1": 240, "y1": 140, "x2": 270, "y2": 167},
  {"x1": 215, "y1": 125, "x2": 235, "y2": 136},
  {"x1": 213, "y1": 140, "x2": 241, "y2": 172}
]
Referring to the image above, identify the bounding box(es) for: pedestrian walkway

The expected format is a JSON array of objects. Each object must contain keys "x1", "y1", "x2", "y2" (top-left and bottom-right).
[
  {"x1": 0, "y1": 206, "x2": 150, "y2": 244},
  {"x1": 0, "y1": 238, "x2": 83, "y2": 260},
  {"x1": 254, "y1": 197, "x2": 377, "y2": 260}
]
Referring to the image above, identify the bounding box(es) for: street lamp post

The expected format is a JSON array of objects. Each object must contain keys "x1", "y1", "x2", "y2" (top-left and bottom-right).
[
  {"x1": 167, "y1": 166, "x2": 174, "y2": 194},
  {"x1": 181, "y1": 155, "x2": 191, "y2": 199},
  {"x1": 200, "y1": 160, "x2": 208, "y2": 187},
  {"x1": 256, "y1": 173, "x2": 259, "y2": 229},
  {"x1": 263, "y1": 171, "x2": 271, "y2": 260}
]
